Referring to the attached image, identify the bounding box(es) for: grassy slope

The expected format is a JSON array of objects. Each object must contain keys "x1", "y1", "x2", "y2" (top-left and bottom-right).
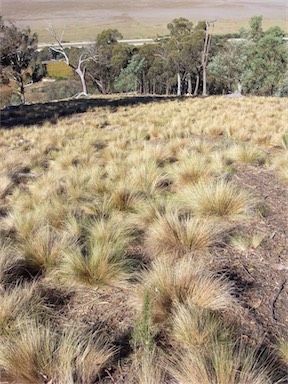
[{"x1": 0, "y1": 96, "x2": 288, "y2": 383}]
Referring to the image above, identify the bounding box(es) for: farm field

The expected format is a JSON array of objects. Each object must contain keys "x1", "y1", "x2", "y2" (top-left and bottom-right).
[
  {"x1": 2, "y1": 0, "x2": 287, "y2": 41},
  {"x1": 0, "y1": 95, "x2": 288, "y2": 382}
]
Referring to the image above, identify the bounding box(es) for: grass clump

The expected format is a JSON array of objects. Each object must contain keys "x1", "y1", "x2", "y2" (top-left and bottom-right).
[
  {"x1": 171, "y1": 303, "x2": 230, "y2": 349},
  {"x1": 144, "y1": 210, "x2": 227, "y2": 259},
  {"x1": 279, "y1": 339, "x2": 288, "y2": 365},
  {"x1": 226, "y1": 144, "x2": 267, "y2": 165},
  {"x1": 17, "y1": 225, "x2": 70, "y2": 275},
  {"x1": 0, "y1": 284, "x2": 46, "y2": 336},
  {"x1": 54, "y1": 216, "x2": 134, "y2": 287},
  {"x1": 137, "y1": 257, "x2": 236, "y2": 326},
  {"x1": 0, "y1": 319, "x2": 114, "y2": 384},
  {"x1": 229, "y1": 232, "x2": 265, "y2": 251},
  {"x1": 168, "y1": 341, "x2": 273, "y2": 384},
  {"x1": 176, "y1": 179, "x2": 256, "y2": 220}
]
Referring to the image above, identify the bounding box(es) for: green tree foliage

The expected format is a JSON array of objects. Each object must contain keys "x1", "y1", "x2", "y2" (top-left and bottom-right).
[
  {"x1": 0, "y1": 19, "x2": 38, "y2": 103},
  {"x1": 243, "y1": 25, "x2": 288, "y2": 95},
  {"x1": 114, "y1": 54, "x2": 147, "y2": 93},
  {"x1": 209, "y1": 17, "x2": 288, "y2": 96},
  {"x1": 240, "y1": 16, "x2": 264, "y2": 42},
  {"x1": 208, "y1": 40, "x2": 249, "y2": 93},
  {"x1": 87, "y1": 29, "x2": 131, "y2": 94}
]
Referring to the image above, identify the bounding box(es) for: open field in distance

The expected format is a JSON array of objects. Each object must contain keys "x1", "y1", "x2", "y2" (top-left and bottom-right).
[{"x1": 2, "y1": 0, "x2": 288, "y2": 41}]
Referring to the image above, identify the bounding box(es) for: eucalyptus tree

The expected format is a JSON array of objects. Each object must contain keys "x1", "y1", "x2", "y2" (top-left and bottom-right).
[
  {"x1": 0, "y1": 19, "x2": 38, "y2": 103},
  {"x1": 208, "y1": 40, "x2": 249, "y2": 94},
  {"x1": 167, "y1": 17, "x2": 193, "y2": 96},
  {"x1": 243, "y1": 25, "x2": 288, "y2": 95},
  {"x1": 87, "y1": 29, "x2": 131, "y2": 94}
]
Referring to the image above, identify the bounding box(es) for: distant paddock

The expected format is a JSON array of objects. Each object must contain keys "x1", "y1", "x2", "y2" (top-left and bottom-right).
[{"x1": 2, "y1": 0, "x2": 287, "y2": 42}]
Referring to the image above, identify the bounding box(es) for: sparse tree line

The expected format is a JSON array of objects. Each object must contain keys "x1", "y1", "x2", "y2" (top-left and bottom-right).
[{"x1": 1, "y1": 15, "x2": 288, "y2": 104}]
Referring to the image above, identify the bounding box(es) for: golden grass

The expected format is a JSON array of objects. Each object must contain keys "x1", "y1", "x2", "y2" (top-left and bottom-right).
[
  {"x1": 0, "y1": 284, "x2": 46, "y2": 336},
  {"x1": 168, "y1": 341, "x2": 272, "y2": 384},
  {"x1": 0, "y1": 96, "x2": 287, "y2": 382},
  {"x1": 0, "y1": 319, "x2": 114, "y2": 384},
  {"x1": 18, "y1": 225, "x2": 70, "y2": 274},
  {"x1": 137, "y1": 257, "x2": 237, "y2": 326},
  {"x1": 176, "y1": 180, "x2": 256, "y2": 220},
  {"x1": 271, "y1": 151, "x2": 288, "y2": 184},
  {"x1": 171, "y1": 304, "x2": 231, "y2": 350},
  {"x1": 144, "y1": 210, "x2": 227, "y2": 259},
  {"x1": 279, "y1": 339, "x2": 288, "y2": 365},
  {"x1": 226, "y1": 144, "x2": 267, "y2": 166},
  {"x1": 229, "y1": 232, "x2": 265, "y2": 251},
  {"x1": 53, "y1": 216, "x2": 134, "y2": 287}
]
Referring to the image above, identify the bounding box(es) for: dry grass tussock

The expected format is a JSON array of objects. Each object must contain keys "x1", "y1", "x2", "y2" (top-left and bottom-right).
[
  {"x1": 144, "y1": 210, "x2": 227, "y2": 259},
  {"x1": 0, "y1": 319, "x2": 114, "y2": 384},
  {"x1": 176, "y1": 179, "x2": 257, "y2": 220},
  {"x1": 53, "y1": 215, "x2": 135, "y2": 287},
  {"x1": 136, "y1": 257, "x2": 237, "y2": 326},
  {"x1": 0, "y1": 284, "x2": 47, "y2": 336},
  {"x1": 0, "y1": 96, "x2": 287, "y2": 382},
  {"x1": 168, "y1": 340, "x2": 273, "y2": 384},
  {"x1": 270, "y1": 151, "x2": 288, "y2": 184}
]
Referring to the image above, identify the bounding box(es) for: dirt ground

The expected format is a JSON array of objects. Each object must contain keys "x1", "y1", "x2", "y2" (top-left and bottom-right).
[{"x1": 2, "y1": 0, "x2": 287, "y2": 41}]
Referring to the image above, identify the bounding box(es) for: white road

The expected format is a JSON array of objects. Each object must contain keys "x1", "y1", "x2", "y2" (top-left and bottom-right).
[{"x1": 37, "y1": 38, "x2": 155, "y2": 50}]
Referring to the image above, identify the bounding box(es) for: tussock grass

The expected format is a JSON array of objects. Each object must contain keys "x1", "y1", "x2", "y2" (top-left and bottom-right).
[
  {"x1": 17, "y1": 225, "x2": 70, "y2": 274},
  {"x1": 144, "y1": 210, "x2": 227, "y2": 259},
  {"x1": 168, "y1": 153, "x2": 214, "y2": 187},
  {"x1": 168, "y1": 341, "x2": 272, "y2": 384},
  {"x1": 0, "y1": 96, "x2": 287, "y2": 382},
  {"x1": 176, "y1": 180, "x2": 256, "y2": 220},
  {"x1": 137, "y1": 257, "x2": 236, "y2": 326},
  {"x1": 128, "y1": 159, "x2": 166, "y2": 196},
  {"x1": 0, "y1": 319, "x2": 114, "y2": 384},
  {"x1": 0, "y1": 242, "x2": 30, "y2": 286},
  {"x1": 0, "y1": 284, "x2": 46, "y2": 336},
  {"x1": 229, "y1": 232, "x2": 265, "y2": 251},
  {"x1": 226, "y1": 144, "x2": 267, "y2": 165},
  {"x1": 171, "y1": 303, "x2": 231, "y2": 349},
  {"x1": 54, "y1": 216, "x2": 134, "y2": 287},
  {"x1": 0, "y1": 174, "x2": 13, "y2": 199},
  {"x1": 271, "y1": 152, "x2": 288, "y2": 184},
  {"x1": 279, "y1": 339, "x2": 288, "y2": 365}
]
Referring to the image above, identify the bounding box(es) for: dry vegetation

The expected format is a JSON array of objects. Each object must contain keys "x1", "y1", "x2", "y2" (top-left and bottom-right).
[{"x1": 0, "y1": 96, "x2": 288, "y2": 383}]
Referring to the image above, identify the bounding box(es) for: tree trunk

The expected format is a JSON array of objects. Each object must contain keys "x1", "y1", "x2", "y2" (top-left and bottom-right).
[
  {"x1": 19, "y1": 75, "x2": 26, "y2": 104},
  {"x1": 193, "y1": 70, "x2": 200, "y2": 96},
  {"x1": 187, "y1": 72, "x2": 192, "y2": 95},
  {"x1": 165, "y1": 80, "x2": 170, "y2": 95},
  {"x1": 202, "y1": 65, "x2": 207, "y2": 96},
  {"x1": 75, "y1": 68, "x2": 88, "y2": 96},
  {"x1": 202, "y1": 21, "x2": 213, "y2": 97},
  {"x1": 177, "y1": 72, "x2": 181, "y2": 96}
]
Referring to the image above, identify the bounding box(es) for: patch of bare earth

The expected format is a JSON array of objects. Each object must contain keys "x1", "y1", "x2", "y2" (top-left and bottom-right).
[{"x1": 212, "y1": 164, "x2": 288, "y2": 346}]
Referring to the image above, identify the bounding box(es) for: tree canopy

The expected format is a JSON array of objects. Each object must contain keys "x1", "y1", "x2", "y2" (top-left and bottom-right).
[{"x1": 0, "y1": 19, "x2": 38, "y2": 103}]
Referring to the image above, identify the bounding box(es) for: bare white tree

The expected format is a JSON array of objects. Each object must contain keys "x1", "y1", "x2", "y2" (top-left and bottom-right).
[{"x1": 46, "y1": 25, "x2": 97, "y2": 97}]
